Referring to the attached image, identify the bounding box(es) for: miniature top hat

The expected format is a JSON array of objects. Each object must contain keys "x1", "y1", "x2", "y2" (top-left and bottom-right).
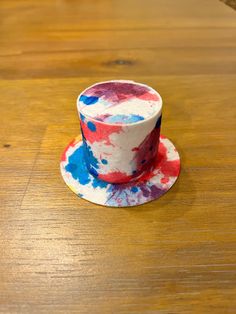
[{"x1": 60, "y1": 80, "x2": 180, "y2": 207}]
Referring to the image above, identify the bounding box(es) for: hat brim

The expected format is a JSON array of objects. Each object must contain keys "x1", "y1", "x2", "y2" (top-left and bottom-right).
[{"x1": 60, "y1": 135, "x2": 180, "y2": 207}]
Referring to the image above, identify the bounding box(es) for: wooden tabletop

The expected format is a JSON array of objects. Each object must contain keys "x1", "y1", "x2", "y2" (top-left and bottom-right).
[{"x1": 1, "y1": 0, "x2": 236, "y2": 313}]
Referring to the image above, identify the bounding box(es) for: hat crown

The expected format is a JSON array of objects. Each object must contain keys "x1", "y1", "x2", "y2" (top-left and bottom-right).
[{"x1": 77, "y1": 80, "x2": 162, "y2": 184}]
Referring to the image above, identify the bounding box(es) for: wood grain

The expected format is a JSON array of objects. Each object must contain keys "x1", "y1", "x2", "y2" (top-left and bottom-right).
[{"x1": 0, "y1": 0, "x2": 236, "y2": 313}]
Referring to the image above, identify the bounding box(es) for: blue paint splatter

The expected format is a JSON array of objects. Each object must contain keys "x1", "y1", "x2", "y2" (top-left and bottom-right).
[
  {"x1": 131, "y1": 186, "x2": 138, "y2": 193},
  {"x1": 80, "y1": 113, "x2": 86, "y2": 122},
  {"x1": 66, "y1": 143, "x2": 108, "y2": 189},
  {"x1": 101, "y1": 159, "x2": 108, "y2": 165},
  {"x1": 104, "y1": 114, "x2": 144, "y2": 124},
  {"x1": 87, "y1": 121, "x2": 96, "y2": 132},
  {"x1": 90, "y1": 167, "x2": 98, "y2": 177},
  {"x1": 79, "y1": 95, "x2": 99, "y2": 105},
  {"x1": 92, "y1": 179, "x2": 108, "y2": 189},
  {"x1": 65, "y1": 145, "x2": 91, "y2": 185},
  {"x1": 155, "y1": 115, "x2": 162, "y2": 128},
  {"x1": 83, "y1": 140, "x2": 99, "y2": 177}
]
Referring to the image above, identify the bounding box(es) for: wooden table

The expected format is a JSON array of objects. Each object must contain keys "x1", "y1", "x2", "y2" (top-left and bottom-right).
[{"x1": 1, "y1": 0, "x2": 236, "y2": 312}]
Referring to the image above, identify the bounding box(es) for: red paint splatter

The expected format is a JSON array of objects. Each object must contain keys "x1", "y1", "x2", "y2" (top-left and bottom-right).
[
  {"x1": 136, "y1": 138, "x2": 180, "y2": 183},
  {"x1": 161, "y1": 177, "x2": 170, "y2": 184},
  {"x1": 157, "y1": 141, "x2": 180, "y2": 178},
  {"x1": 81, "y1": 119, "x2": 123, "y2": 145},
  {"x1": 138, "y1": 92, "x2": 159, "y2": 101},
  {"x1": 98, "y1": 171, "x2": 133, "y2": 184},
  {"x1": 83, "y1": 82, "x2": 159, "y2": 104},
  {"x1": 61, "y1": 139, "x2": 77, "y2": 162},
  {"x1": 132, "y1": 127, "x2": 160, "y2": 174},
  {"x1": 139, "y1": 166, "x2": 155, "y2": 182}
]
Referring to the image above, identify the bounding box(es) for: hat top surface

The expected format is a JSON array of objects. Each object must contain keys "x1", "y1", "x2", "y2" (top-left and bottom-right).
[{"x1": 78, "y1": 80, "x2": 162, "y2": 125}]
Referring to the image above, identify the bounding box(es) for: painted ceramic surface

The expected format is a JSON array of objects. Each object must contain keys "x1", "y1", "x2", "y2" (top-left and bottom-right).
[
  {"x1": 78, "y1": 80, "x2": 162, "y2": 124},
  {"x1": 60, "y1": 135, "x2": 180, "y2": 207},
  {"x1": 61, "y1": 80, "x2": 180, "y2": 207},
  {"x1": 77, "y1": 80, "x2": 162, "y2": 183}
]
